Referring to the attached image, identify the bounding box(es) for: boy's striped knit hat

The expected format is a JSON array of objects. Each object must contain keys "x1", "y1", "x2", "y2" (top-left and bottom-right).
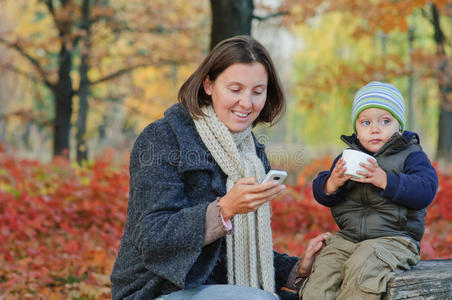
[{"x1": 352, "y1": 81, "x2": 406, "y2": 132}]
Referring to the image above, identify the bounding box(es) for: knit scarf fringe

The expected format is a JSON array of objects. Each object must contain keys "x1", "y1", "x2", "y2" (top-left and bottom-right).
[{"x1": 193, "y1": 105, "x2": 275, "y2": 293}]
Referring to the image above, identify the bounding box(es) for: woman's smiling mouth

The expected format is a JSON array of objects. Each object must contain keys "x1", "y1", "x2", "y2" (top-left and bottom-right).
[{"x1": 233, "y1": 111, "x2": 251, "y2": 118}]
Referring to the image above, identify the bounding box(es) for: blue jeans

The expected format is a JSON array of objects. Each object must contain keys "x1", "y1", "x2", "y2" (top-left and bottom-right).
[{"x1": 157, "y1": 284, "x2": 279, "y2": 300}]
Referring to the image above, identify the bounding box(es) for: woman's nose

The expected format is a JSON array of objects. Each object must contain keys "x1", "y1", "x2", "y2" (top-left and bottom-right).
[{"x1": 239, "y1": 92, "x2": 252, "y2": 109}]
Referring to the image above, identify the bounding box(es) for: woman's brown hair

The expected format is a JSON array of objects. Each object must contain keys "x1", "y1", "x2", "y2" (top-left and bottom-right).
[{"x1": 178, "y1": 35, "x2": 285, "y2": 127}]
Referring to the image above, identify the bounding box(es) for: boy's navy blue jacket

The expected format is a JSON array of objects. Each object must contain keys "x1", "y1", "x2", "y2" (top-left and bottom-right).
[{"x1": 313, "y1": 131, "x2": 438, "y2": 211}]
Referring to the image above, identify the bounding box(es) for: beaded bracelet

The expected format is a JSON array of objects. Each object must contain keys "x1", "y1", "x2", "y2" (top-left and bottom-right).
[{"x1": 216, "y1": 197, "x2": 233, "y2": 234}]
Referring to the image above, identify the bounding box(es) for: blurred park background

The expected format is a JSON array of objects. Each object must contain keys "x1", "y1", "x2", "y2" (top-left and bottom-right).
[{"x1": 1, "y1": 0, "x2": 452, "y2": 299}]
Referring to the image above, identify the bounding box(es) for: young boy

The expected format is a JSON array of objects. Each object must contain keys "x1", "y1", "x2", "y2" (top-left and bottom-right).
[{"x1": 300, "y1": 81, "x2": 438, "y2": 300}]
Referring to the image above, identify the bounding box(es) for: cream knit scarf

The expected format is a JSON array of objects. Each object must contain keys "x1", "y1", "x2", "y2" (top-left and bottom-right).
[{"x1": 193, "y1": 105, "x2": 275, "y2": 293}]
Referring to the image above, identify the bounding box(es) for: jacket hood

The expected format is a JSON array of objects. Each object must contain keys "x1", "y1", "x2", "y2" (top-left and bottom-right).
[{"x1": 340, "y1": 130, "x2": 420, "y2": 156}]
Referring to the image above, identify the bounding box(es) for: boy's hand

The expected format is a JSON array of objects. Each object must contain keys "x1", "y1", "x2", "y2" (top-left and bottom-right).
[
  {"x1": 325, "y1": 158, "x2": 352, "y2": 194},
  {"x1": 356, "y1": 158, "x2": 387, "y2": 189}
]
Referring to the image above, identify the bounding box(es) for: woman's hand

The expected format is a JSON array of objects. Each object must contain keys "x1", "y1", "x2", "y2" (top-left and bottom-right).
[
  {"x1": 325, "y1": 158, "x2": 352, "y2": 194},
  {"x1": 356, "y1": 158, "x2": 387, "y2": 190},
  {"x1": 298, "y1": 232, "x2": 330, "y2": 276},
  {"x1": 219, "y1": 177, "x2": 285, "y2": 220}
]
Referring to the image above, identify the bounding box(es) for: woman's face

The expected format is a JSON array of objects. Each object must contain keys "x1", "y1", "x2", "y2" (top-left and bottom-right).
[{"x1": 203, "y1": 62, "x2": 268, "y2": 132}]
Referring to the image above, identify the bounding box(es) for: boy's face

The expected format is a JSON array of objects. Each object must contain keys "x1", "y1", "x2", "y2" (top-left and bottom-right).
[{"x1": 355, "y1": 107, "x2": 401, "y2": 153}]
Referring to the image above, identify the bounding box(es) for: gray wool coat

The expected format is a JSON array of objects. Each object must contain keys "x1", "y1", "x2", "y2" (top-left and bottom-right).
[{"x1": 110, "y1": 103, "x2": 298, "y2": 299}]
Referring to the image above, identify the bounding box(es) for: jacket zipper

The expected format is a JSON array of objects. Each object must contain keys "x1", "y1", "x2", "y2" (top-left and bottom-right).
[{"x1": 359, "y1": 184, "x2": 368, "y2": 241}]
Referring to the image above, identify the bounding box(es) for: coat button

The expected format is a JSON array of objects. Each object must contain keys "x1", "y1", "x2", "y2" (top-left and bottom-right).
[{"x1": 377, "y1": 250, "x2": 382, "y2": 258}]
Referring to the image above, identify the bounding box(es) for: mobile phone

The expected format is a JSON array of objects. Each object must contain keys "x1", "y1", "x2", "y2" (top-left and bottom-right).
[{"x1": 261, "y1": 169, "x2": 287, "y2": 184}]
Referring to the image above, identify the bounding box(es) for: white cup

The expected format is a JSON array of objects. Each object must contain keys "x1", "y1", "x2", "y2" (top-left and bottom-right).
[{"x1": 342, "y1": 149, "x2": 377, "y2": 181}]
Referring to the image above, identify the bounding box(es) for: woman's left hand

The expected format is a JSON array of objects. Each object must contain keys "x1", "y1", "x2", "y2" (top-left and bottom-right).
[{"x1": 298, "y1": 232, "x2": 330, "y2": 276}]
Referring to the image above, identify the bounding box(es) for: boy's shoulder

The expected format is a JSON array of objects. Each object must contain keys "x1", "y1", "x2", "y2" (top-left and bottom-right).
[
  {"x1": 400, "y1": 131, "x2": 435, "y2": 167},
  {"x1": 402, "y1": 131, "x2": 420, "y2": 144},
  {"x1": 401, "y1": 131, "x2": 426, "y2": 155},
  {"x1": 396, "y1": 130, "x2": 424, "y2": 157}
]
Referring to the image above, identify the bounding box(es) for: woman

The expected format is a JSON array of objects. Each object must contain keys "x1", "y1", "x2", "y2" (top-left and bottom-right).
[{"x1": 111, "y1": 35, "x2": 328, "y2": 300}]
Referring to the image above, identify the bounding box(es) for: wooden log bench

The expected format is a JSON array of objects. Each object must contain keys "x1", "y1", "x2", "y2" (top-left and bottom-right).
[{"x1": 383, "y1": 259, "x2": 452, "y2": 300}]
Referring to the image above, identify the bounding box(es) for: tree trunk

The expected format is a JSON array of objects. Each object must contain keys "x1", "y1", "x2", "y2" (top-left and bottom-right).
[
  {"x1": 431, "y1": 4, "x2": 452, "y2": 163},
  {"x1": 76, "y1": 0, "x2": 91, "y2": 164},
  {"x1": 437, "y1": 104, "x2": 452, "y2": 161},
  {"x1": 53, "y1": 43, "x2": 73, "y2": 158},
  {"x1": 209, "y1": 0, "x2": 254, "y2": 50},
  {"x1": 76, "y1": 59, "x2": 89, "y2": 163}
]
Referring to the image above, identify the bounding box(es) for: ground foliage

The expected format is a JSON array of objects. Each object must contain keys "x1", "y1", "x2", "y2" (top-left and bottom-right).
[
  {"x1": 0, "y1": 147, "x2": 129, "y2": 299},
  {"x1": 0, "y1": 147, "x2": 451, "y2": 299}
]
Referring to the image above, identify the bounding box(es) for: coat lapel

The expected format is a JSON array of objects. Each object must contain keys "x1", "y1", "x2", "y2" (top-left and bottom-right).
[{"x1": 164, "y1": 104, "x2": 217, "y2": 174}]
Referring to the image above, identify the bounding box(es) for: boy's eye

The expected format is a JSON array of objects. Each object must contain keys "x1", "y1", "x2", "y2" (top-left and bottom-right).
[
  {"x1": 382, "y1": 119, "x2": 391, "y2": 125},
  {"x1": 361, "y1": 120, "x2": 370, "y2": 126}
]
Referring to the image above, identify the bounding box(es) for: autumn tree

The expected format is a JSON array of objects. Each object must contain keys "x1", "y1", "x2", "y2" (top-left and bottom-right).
[
  {"x1": 0, "y1": 0, "x2": 129, "y2": 159},
  {"x1": 429, "y1": 3, "x2": 452, "y2": 163},
  {"x1": 209, "y1": 0, "x2": 254, "y2": 49},
  {"x1": 0, "y1": 0, "x2": 207, "y2": 161},
  {"x1": 209, "y1": 0, "x2": 287, "y2": 49},
  {"x1": 279, "y1": 0, "x2": 452, "y2": 162}
]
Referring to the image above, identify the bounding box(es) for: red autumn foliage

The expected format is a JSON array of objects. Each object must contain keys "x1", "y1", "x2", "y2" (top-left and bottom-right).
[
  {"x1": 0, "y1": 147, "x2": 451, "y2": 298},
  {"x1": 0, "y1": 149, "x2": 129, "y2": 299}
]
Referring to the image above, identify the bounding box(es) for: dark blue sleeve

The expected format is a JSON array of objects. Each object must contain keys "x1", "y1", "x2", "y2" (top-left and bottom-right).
[
  {"x1": 312, "y1": 154, "x2": 347, "y2": 207},
  {"x1": 273, "y1": 251, "x2": 299, "y2": 290},
  {"x1": 381, "y1": 151, "x2": 438, "y2": 210}
]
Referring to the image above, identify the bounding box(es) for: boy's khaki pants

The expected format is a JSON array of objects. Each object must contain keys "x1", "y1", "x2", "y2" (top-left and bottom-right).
[{"x1": 300, "y1": 235, "x2": 419, "y2": 300}]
